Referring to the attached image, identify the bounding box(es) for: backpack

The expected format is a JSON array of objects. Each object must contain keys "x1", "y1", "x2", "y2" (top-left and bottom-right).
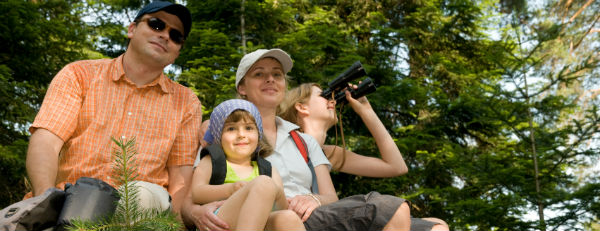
[
  {"x1": 200, "y1": 143, "x2": 272, "y2": 185},
  {"x1": 0, "y1": 187, "x2": 65, "y2": 231}
]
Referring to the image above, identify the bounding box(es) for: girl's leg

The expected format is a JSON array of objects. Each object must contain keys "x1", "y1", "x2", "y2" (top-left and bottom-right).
[
  {"x1": 216, "y1": 175, "x2": 280, "y2": 230},
  {"x1": 382, "y1": 201, "x2": 411, "y2": 231},
  {"x1": 265, "y1": 210, "x2": 305, "y2": 231},
  {"x1": 422, "y1": 217, "x2": 450, "y2": 231}
]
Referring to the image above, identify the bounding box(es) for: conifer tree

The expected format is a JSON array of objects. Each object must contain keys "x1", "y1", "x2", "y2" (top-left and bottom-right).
[{"x1": 67, "y1": 138, "x2": 181, "y2": 231}]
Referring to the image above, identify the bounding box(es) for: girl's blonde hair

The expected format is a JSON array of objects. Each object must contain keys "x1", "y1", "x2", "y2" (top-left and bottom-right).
[
  {"x1": 277, "y1": 83, "x2": 321, "y2": 128},
  {"x1": 278, "y1": 83, "x2": 348, "y2": 169},
  {"x1": 224, "y1": 110, "x2": 273, "y2": 158}
]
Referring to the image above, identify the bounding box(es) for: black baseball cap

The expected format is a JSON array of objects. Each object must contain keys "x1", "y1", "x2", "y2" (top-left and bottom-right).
[{"x1": 134, "y1": 1, "x2": 192, "y2": 39}]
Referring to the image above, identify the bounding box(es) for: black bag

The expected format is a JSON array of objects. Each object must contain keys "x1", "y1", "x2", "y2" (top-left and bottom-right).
[
  {"x1": 56, "y1": 177, "x2": 120, "y2": 229},
  {"x1": 0, "y1": 187, "x2": 65, "y2": 231}
]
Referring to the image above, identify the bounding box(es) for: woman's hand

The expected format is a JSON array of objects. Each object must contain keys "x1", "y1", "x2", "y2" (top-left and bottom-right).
[
  {"x1": 185, "y1": 200, "x2": 229, "y2": 231},
  {"x1": 287, "y1": 194, "x2": 321, "y2": 221}
]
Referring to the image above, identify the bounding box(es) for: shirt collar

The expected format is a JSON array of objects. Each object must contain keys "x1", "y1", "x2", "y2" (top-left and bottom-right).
[
  {"x1": 111, "y1": 54, "x2": 170, "y2": 94},
  {"x1": 275, "y1": 116, "x2": 300, "y2": 148}
]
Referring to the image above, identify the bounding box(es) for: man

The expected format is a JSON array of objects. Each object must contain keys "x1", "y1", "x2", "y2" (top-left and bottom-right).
[{"x1": 25, "y1": 1, "x2": 200, "y2": 217}]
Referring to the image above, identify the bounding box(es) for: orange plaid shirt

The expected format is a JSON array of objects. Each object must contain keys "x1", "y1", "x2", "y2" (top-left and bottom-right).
[{"x1": 29, "y1": 55, "x2": 202, "y2": 195}]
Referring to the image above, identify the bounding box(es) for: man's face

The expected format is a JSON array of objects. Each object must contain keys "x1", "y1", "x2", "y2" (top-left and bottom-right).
[{"x1": 127, "y1": 11, "x2": 184, "y2": 67}]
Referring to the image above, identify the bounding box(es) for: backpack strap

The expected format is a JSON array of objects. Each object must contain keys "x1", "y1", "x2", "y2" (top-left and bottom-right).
[
  {"x1": 200, "y1": 144, "x2": 272, "y2": 185},
  {"x1": 289, "y1": 130, "x2": 320, "y2": 194},
  {"x1": 200, "y1": 144, "x2": 227, "y2": 185},
  {"x1": 256, "y1": 156, "x2": 272, "y2": 177}
]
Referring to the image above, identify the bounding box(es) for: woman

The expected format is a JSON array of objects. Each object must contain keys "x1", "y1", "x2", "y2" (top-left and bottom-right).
[
  {"x1": 199, "y1": 49, "x2": 412, "y2": 231},
  {"x1": 278, "y1": 83, "x2": 450, "y2": 231}
]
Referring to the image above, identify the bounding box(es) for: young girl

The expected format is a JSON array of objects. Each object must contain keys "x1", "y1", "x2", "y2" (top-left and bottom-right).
[{"x1": 191, "y1": 99, "x2": 304, "y2": 231}]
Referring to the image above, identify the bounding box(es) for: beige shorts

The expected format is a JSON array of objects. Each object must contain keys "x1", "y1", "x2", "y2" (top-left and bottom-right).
[{"x1": 118, "y1": 181, "x2": 171, "y2": 212}]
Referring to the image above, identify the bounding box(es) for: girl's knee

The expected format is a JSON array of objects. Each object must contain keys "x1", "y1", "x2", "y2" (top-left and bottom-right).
[
  {"x1": 248, "y1": 175, "x2": 278, "y2": 195},
  {"x1": 422, "y1": 218, "x2": 449, "y2": 231},
  {"x1": 399, "y1": 202, "x2": 410, "y2": 214},
  {"x1": 270, "y1": 210, "x2": 302, "y2": 222}
]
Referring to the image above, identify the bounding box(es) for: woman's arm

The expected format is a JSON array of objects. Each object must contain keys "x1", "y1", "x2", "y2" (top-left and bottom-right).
[
  {"x1": 329, "y1": 91, "x2": 408, "y2": 177},
  {"x1": 270, "y1": 167, "x2": 288, "y2": 210},
  {"x1": 191, "y1": 155, "x2": 241, "y2": 204},
  {"x1": 287, "y1": 164, "x2": 339, "y2": 221},
  {"x1": 313, "y1": 165, "x2": 338, "y2": 205}
]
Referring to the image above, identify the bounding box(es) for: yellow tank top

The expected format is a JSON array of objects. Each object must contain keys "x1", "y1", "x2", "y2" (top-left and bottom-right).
[{"x1": 224, "y1": 161, "x2": 259, "y2": 183}]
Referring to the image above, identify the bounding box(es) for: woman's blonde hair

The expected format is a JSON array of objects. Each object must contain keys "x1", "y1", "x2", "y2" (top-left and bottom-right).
[
  {"x1": 277, "y1": 83, "x2": 321, "y2": 128},
  {"x1": 224, "y1": 110, "x2": 273, "y2": 158}
]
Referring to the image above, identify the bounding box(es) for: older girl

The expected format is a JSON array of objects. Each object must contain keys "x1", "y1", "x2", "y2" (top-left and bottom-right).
[{"x1": 279, "y1": 83, "x2": 449, "y2": 231}]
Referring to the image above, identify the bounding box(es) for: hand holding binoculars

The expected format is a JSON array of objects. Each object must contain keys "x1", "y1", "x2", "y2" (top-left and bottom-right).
[{"x1": 320, "y1": 61, "x2": 376, "y2": 105}]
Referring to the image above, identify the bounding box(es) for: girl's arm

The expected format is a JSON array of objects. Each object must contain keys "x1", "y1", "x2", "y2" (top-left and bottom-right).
[
  {"x1": 270, "y1": 167, "x2": 288, "y2": 210},
  {"x1": 328, "y1": 91, "x2": 408, "y2": 177},
  {"x1": 191, "y1": 155, "x2": 241, "y2": 204}
]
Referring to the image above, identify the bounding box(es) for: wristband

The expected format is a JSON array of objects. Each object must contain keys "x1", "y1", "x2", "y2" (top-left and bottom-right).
[{"x1": 307, "y1": 193, "x2": 322, "y2": 207}]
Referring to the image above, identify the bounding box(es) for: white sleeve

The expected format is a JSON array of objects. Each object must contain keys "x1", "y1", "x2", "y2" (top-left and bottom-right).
[
  {"x1": 193, "y1": 147, "x2": 202, "y2": 168},
  {"x1": 301, "y1": 133, "x2": 331, "y2": 170}
]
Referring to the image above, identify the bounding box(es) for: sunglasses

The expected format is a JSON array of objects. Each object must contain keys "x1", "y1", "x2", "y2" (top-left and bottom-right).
[{"x1": 140, "y1": 17, "x2": 185, "y2": 45}]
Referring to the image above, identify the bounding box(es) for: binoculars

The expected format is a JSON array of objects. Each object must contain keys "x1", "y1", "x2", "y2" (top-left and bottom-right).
[{"x1": 320, "y1": 61, "x2": 377, "y2": 105}]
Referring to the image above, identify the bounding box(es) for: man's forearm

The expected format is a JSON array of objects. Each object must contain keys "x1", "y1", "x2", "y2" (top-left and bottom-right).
[
  {"x1": 26, "y1": 129, "x2": 62, "y2": 196},
  {"x1": 26, "y1": 155, "x2": 58, "y2": 196}
]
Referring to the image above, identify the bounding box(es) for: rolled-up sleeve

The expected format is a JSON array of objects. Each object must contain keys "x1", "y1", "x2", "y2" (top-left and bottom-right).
[{"x1": 30, "y1": 64, "x2": 83, "y2": 142}]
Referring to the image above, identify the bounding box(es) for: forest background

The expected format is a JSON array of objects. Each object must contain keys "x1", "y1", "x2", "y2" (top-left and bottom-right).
[{"x1": 1, "y1": 0, "x2": 599, "y2": 230}]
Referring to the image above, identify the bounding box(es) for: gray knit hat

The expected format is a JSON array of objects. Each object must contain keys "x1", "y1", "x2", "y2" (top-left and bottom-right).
[{"x1": 207, "y1": 99, "x2": 263, "y2": 148}]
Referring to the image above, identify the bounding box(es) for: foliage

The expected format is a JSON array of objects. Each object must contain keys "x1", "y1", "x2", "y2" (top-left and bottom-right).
[
  {"x1": 0, "y1": 140, "x2": 29, "y2": 208},
  {"x1": 0, "y1": 0, "x2": 89, "y2": 208},
  {"x1": 67, "y1": 137, "x2": 181, "y2": 231},
  {"x1": 1, "y1": 0, "x2": 599, "y2": 230}
]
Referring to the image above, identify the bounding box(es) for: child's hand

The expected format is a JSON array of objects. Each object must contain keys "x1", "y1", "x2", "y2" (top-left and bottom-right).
[
  {"x1": 345, "y1": 83, "x2": 373, "y2": 113},
  {"x1": 230, "y1": 181, "x2": 248, "y2": 195}
]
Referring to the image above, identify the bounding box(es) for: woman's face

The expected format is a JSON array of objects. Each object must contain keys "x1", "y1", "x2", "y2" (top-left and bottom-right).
[
  {"x1": 306, "y1": 86, "x2": 337, "y2": 128},
  {"x1": 220, "y1": 119, "x2": 259, "y2": 160},
  {"x1": 237, "y1": 58, "x2": 286, "y2": 109}
]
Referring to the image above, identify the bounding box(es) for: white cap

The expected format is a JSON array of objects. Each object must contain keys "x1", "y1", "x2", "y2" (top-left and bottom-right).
[{"x1": 235, "y1": 49, "x2": 293, "y2": 88}]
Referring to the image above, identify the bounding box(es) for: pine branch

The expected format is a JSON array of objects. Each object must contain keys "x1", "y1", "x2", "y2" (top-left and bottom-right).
[{"x1": 66, "y1": 137, "x2": 182, "y2": 230}]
